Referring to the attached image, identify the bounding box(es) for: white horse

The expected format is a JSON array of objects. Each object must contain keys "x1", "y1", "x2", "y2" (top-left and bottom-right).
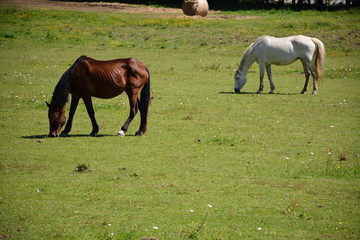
[{"x1": 234, "y1": 35, "x2": 325, "y2": 94}]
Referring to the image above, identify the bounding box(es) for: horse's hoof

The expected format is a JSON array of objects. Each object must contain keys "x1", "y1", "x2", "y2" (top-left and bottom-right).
[
  {"x1": 312, "y1": 91, "x2": 317, "y2": 95},
  {"x1": 49, "y1": 132, "x2": 60, "y2": 137},
  {"x1": 234, "y1": 89, "x2": 240, "y2": 93},
  {"x1": 269, "y1": 91, "x2": 274, "y2": 94},
  {"x1": 300, "y1": 91, "x2": 305, "y2": 94},
  {"x1": 60, "y1": 132, "x2": 69, "y2": 137},
  {"x1": 90, "y1": 132, "x2": 97, "y2": 137},
  {"x1": 117, "y1": 130, "x2": 125, "y2": 137},
  {"x1": 135, "y1": 131, "x2": 142, "y2": 136}
]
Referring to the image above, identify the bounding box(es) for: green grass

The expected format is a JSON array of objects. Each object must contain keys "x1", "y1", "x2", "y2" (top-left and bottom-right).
[{"x1": 0, "y1": 5, "x2": 359, "y2": 239}]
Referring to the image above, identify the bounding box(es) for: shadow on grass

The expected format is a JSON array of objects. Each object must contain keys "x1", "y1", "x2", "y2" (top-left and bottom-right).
[
  {"x1": 219, "y1": 91, "x2": 298, "y2": 95},
  {"x1": 21, "y1": 134, "x2": 124, "y2": 139}
]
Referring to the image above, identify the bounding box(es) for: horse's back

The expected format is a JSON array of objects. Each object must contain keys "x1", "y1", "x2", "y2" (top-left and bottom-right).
[
  {"x1": 253, "y1": 35, "x2": 316, "y2": 65},
  {"x1": 253, "y1": 36, "x2": 296, "y2": 64},
  {"x1": 71, "y1": 57, "x2": 148, "y2": 99},
  {"x1": 258, "y1": 35, "x2": 314, "y2": 49},
  {"x1": 287, "y1": 35, "x2": 317, "y2": 60}
]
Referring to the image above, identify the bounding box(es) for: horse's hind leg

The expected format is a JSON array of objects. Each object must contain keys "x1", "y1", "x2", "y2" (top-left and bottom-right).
[
  {"x1": 135, "y1": 106, "x2": 147, "y2": 136},
  {"x1": 61, "y1": 94, "x2": 80, "y2": 136},
  {"x1": 300, "y1": 60, "x2": 310, "y2": 94},
  {"x1": 118, "y1": 90, "x2": 138, "y2": 137},
  {"x1": 266, "y1": 65, "x2": 275, "y2": 94},
  {"x1": 136, "y1": 94, "x2": 148, "y2": 136},
  {"x1": 307, "y1": 63, "x2": 318, "y2": 94},
  {"x1": 310, "y1": 69, "x2": 318, "y2": 95},
  {"x1": 83, "y1": 96, "x2": 99, "y2": 137}
]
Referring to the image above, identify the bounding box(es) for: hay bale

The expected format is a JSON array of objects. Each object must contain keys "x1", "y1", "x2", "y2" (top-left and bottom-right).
[{"x1": 182, "y1": 0, "x2": 209, "y2": 17}]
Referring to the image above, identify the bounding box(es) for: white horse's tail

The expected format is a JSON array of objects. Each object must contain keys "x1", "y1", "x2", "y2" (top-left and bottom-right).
[{"x1": 311, "y1": 38, "x2": 325, "y2": 81}]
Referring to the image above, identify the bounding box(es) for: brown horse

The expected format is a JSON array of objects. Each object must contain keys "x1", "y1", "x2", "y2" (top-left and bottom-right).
[{"x1": 46, "y1": 56, "x2": 151, "y2": 137}]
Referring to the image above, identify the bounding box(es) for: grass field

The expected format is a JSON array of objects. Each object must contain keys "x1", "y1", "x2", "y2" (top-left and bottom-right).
[{"x1": 0, "y1": 5, "x2": 359, "y2": 239}]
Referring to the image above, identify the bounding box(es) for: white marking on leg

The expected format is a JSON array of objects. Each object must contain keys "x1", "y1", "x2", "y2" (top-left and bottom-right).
[{"x1": 117, "y1": 130, "x2": 125, "y2": 137}]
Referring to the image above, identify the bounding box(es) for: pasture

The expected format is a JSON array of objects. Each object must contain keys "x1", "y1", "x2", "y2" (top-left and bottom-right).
[{"x1": 0, "y1": 4, "x2": 359, "y2": 239}]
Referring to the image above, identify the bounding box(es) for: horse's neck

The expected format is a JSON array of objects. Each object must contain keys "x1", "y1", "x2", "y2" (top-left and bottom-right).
[
  {"x1": 51, "y1": 70, "x2": 71, "y2": 107},
  {"x1": 51, "y1": 87, "x2": 68, "y2": 109},
  {"x1": 239, "y1": 52, "x2": 255, "y2": 73}
]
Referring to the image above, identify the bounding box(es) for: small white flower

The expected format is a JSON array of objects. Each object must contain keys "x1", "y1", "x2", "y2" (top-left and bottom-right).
[
  {"x1": 207, "y1": 204, "x2": 212, "y2": 208},
  {"x1": 285, "y1": 157, "x2": 290, "y2": 160},
  {"x1": 190, "y1": 209, "x2": 194, "y2": 212},
  {"x1": 108, "y1": 223, "x2": 112, "y2": 226},
  {"x1": 153, "y1": 226, "x2": 158, "y2": 230},
  {"x1": 257, "y1": 227, "x2": 262, "y2": 231},
  {"x1": 310, "y1": 152, "x2": 314, "y2": 155}
]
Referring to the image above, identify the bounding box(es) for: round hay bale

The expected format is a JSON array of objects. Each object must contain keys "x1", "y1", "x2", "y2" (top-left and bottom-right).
[
  {"x1": 182, "y1": 0, "x2": 209, "y2": 17},
  {"x1": 182, "y1": 0, "x2": 197, "y2": 16},
  {"x1": 195, "y1": 0, "x2": 209, "y2": 17}
]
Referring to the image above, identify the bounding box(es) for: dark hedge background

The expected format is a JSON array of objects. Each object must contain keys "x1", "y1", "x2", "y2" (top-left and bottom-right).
[{"x1": 55, "y1": 0, "x2": 359, "y2": 10}]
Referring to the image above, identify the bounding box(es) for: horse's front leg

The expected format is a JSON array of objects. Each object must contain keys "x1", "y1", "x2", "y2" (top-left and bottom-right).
[
  {"x1": 83, "y1": 96, "x2": 99, "y2": 137},
  {"x1": 118, "y1": 90, "x2": 138, "y2": 137},
  {"x1": 61, "y1": 94, "x2": 80, "y2": 136},
  {"x1": 266, "y1": 65, "x2": 275, "y2": 94},
  {"x1": 257, "y1": 63, "x2": 265, "y2": 94}
]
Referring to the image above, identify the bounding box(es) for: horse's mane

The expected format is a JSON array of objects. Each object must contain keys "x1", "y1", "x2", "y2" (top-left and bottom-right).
[
  {"x1": 239, "y1": 36, "x2": 270, "y2": 70},
  {"x1": 50, "y1": 56, "x2": 86, "y2": 107}
]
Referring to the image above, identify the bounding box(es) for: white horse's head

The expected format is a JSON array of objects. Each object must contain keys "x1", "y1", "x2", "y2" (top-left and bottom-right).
[{"x1": 234, "y1": 69, "x2": 247, "y2": 93}]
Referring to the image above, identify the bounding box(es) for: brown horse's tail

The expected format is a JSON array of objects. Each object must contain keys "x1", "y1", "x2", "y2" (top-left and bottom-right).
[
  {"x1": 311, "y1": 38, "x2": 325, "y2": 81},
  {"x1": 138, "y1": 68, "x2": 151, "y2": 132}
]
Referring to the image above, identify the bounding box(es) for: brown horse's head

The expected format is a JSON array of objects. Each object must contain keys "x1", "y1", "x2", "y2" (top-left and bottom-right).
[{"x1": 46, "y1": 102, "x2": 66, "y2": 137}]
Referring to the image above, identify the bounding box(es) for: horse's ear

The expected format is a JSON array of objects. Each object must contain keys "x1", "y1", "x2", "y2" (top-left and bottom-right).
[{"x1": 46, "y1": 101, "x2": 50, "y2": 108}]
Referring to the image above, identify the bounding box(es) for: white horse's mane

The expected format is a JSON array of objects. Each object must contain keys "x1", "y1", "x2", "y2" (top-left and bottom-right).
[{"x1": 239, "y1": 36, "x2": 271, "y2": 70}]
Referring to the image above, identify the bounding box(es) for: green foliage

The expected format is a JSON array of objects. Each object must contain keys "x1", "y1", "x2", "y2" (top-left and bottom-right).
[{"x1": 0, "y1": 6, "x2": 359, "y2": 240}]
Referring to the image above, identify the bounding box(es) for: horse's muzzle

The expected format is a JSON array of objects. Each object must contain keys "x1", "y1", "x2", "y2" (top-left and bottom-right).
[{"x1": 234, "y1": 88, "x2": 240, "y2": 93}]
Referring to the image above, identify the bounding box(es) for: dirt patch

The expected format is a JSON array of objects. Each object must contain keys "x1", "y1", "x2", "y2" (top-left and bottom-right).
[
  {"x1": 0, "y1": 0, "x2": 181, "y2": 13},
  {"x1": 0, "y1": 0, "x2": 256, "y2": 20}
]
